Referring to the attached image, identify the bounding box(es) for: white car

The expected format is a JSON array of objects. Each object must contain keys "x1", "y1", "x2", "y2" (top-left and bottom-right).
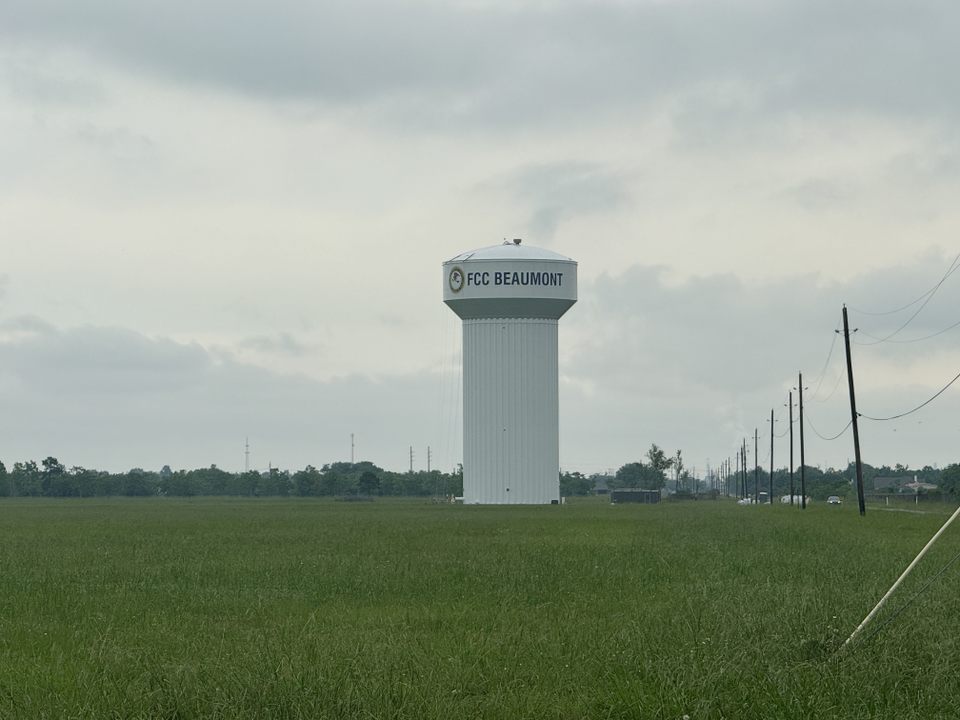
[{"x1": 827, "y1": 496, "x2": 842, "y2": 505}]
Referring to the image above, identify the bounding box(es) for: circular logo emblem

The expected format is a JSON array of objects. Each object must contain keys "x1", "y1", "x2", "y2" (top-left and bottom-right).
[{"x1": 448, "y1": 266, "x2": 465, "y2": 293}]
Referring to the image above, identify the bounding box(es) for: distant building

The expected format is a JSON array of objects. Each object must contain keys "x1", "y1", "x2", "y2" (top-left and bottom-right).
[
  {"x1": 902, "y1": 480, "x2": 938, "y2": 493},
  {"x1": 873, "y1": 475, "x2": 938, "y2": 492},
  {"x1": 873, "y1": 477, "x2": 904, "y2": 491},
  {"x1": 610, "y1": 489, "x2": 660, "y2": 504}
]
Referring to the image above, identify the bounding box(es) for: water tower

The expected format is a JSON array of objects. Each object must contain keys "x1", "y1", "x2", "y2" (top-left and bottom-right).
[{"x1": 443, "y1": 239, "x2": 578, "y2": 504}]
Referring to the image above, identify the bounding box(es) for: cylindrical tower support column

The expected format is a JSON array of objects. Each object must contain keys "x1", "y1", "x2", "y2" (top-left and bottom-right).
[{"x1": 462, "y1": 318, "x2": 559, "y2": 504}]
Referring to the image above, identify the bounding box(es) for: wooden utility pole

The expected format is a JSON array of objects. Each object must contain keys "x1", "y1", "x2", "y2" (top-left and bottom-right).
[
  {"x1": 788, "y1": 392, "x2": 795, "y2": 506},
  {"x1": 769, "y1": 409, "x2": 774, "y2": 505},
  {"x1": 799, "y1": 373, "x2": 806, "y2": 510},
  {"x1": 842, "y1": 305, "x2": 867, "y2": 516},
  {"x1": 742, "y1": 440, "x2": 748, "y2": 500},
  {"x1": 754, "y1": 428, "x2": 759, "y2": 503},
  {"x1": 739, "y1": 450, "x2": 744, "y2": 498},
  {"x1": 736, "y1": 448, "x2": 743, "y2": 498}
]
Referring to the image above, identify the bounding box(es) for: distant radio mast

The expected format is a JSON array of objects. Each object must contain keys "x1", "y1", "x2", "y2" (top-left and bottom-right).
[
  {"x1": 245, "y1": 437, "x2": 250, "y2": 473},
  {"x1": 351, "y1": 433, "x2": 355, "y2": 464}
]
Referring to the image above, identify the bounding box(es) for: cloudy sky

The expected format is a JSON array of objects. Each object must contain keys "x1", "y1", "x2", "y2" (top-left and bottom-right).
[{"x1": 2, "y1": 0, "x2": 960, "y2": 476}]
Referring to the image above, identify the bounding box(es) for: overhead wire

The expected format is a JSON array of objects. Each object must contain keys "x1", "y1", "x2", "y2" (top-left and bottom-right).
[
  {"x1": 848, "y1": 251, "x2": 960, "y2": 317},
  {"x1": 853, "y1": 252, "x2": 960, "y2": 346},
  {"x1": 856, "y1": 316, "x2": 960, "y2": 345},
  {"x1": 808, "y1": 326, "x2": 841, "y2": 399},
  {"x1": 858, "y1": 369, "x2": 960, "y2": 422},
  {"x1": 810, "y1": 367, "x2": 846, "y2": 404},
  {"x1": 805, "y1": 412, "x2": 853, "y2": 441}
]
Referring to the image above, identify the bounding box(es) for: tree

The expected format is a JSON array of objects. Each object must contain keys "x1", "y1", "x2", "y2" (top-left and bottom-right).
[
  {"x1": 615, "y1": 462, "x2": 666, "y2": 490},
  {"x1": 940, "y1": 464, "x2": 960, "y2": 495},
  {"x1": 646, "y1": 444, "x2": 673, "y2": 488},
  {"x1": 319, "y1": 469, "x2": 347, "y2": 496},
  {"x1": 122, "y1": 468, "x2": 153, "y2": 496},
  {"x1": 41, "y1": 456, "x2": 67, "y2": 496},
  {"x1": 615, "y1": 462, "x2": 644, "y2": 488},
  {"x1": 259, "y1": 468, "x2": 290, "y2": 496},
  {"x1": 560, "y1": 471, "x2": 593, "y2": 496},
  {"x1": 293, "y1": 466, "x2": 321, "y2": 496},
  {"x1": 358, "y1": 471, "x2": 380, "y2": 496},
  {"x1": 11, "y1": 461, "x2": 41, "y2": 496}
]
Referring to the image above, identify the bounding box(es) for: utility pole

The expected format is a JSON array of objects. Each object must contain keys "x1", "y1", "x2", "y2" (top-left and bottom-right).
[
  {"x1": 769, "y1": 409, "x2": 774, "y2": 505},
  {"x1": 427, "y1": 446, "x2": 432, "y2": 473},
  {"x1": 737, "y1": 441, "x2": 747, "y2": 498},
  {"x1": 742, "y1": 440, "x2": 748, "y2": 500},
  {"x1": 409, "y1": 446, "x2": 414, "y2": 473},
  {"x1": 739, "y1": 445, "x2": 743, "y2": 498},
  {"x1": 788, "y1": 392, "x2": 795, "y2": 506},
  {"x1": 842, "y1": 305, "x2": 867, "y2": 516},
  {"x1": 754, "y1": 428, "x2": 759, "y2": 504},
  {"x1": 799, "y1": 373, "x2": 807, "y2": 510},
  {"x1": 736, "y1": 449, "x2": 741, "y2": 498}
]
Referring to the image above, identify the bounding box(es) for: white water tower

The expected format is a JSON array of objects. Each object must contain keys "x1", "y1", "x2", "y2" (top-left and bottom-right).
[{"x1": 443, "y1": 239, "x2": 578, "y2": 504}]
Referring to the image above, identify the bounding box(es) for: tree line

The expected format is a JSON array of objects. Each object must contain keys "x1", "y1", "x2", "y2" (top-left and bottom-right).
[
  {"x1": 3, "y1": 450, "x2": 958, "y2": 500},
  {"x1": 717, "y1": 461, "x2": 960, "y2": 501},
  {"x1": 561, "y1": 443, "x2": 960, "y2": 501},
  {"x1": 0, "y1": 458, "x2": 463, "y2": 498}
]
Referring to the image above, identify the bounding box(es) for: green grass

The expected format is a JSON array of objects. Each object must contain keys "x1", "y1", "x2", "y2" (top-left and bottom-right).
[{"x1": 1, "y1": 497, "x2": 960, "y2": 719}]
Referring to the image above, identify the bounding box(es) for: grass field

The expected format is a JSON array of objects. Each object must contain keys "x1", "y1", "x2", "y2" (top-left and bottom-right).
[{"x1": 2, "y1": 497, "x2": 960, "y2": 719}]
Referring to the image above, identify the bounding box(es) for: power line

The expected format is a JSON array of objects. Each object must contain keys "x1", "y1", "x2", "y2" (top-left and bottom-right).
[
  {"x1": 805, "y1": 412, "x2": 853, "y2": 441},
  {"x1": 810, "y1": 368, "x2": 845, "y2": 404},
  {"x1": 848, "y1": 252, "x2": 960, "y2": 317},
  {"x1": 859, "y1": 369, "x2": 960, "y2": 421},
  {"x1": 856, "y1": 315, "x2": 960, "y2": 345},
  {"x1": 808, "y1": 326, "x2": 841, "y2": 399},
  {"x1": 854, "y1": 252, "x2": 960, "y2": 346}
]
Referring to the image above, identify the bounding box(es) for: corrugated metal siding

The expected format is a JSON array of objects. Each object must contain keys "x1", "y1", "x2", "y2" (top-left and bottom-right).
[{"x1": 462, "y1": 318, "x2": 559, "y2": 504}]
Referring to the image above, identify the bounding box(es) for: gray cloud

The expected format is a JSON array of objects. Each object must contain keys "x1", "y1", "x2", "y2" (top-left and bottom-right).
[
  {"x1": 777, "y1": 178, "x2": 856, "y2": 213},
  {"x1": 560, "y1": 249, "x2": 960, "y2": 470},
  {"x1": 0, "y1": 320, "x2": 447, "y2": 473},
  {"x1": 0, "y1": 52, "x2": 106, "y2": 105},
  {"x1": 0, "y1": 320, "x2": 209, "y2": 395},
  {"x1": 3, "y1": 0, "x2": 959, "y2": 132},
  {"x1": 237, "y1": 332, "x2": 313, "y2": 357},
  {"x1": 72, "y1": 123, "x2": 155, "y2": 157},
  {"x1": 491, "y1": 161, "x2": 630, "y2": 240}
]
